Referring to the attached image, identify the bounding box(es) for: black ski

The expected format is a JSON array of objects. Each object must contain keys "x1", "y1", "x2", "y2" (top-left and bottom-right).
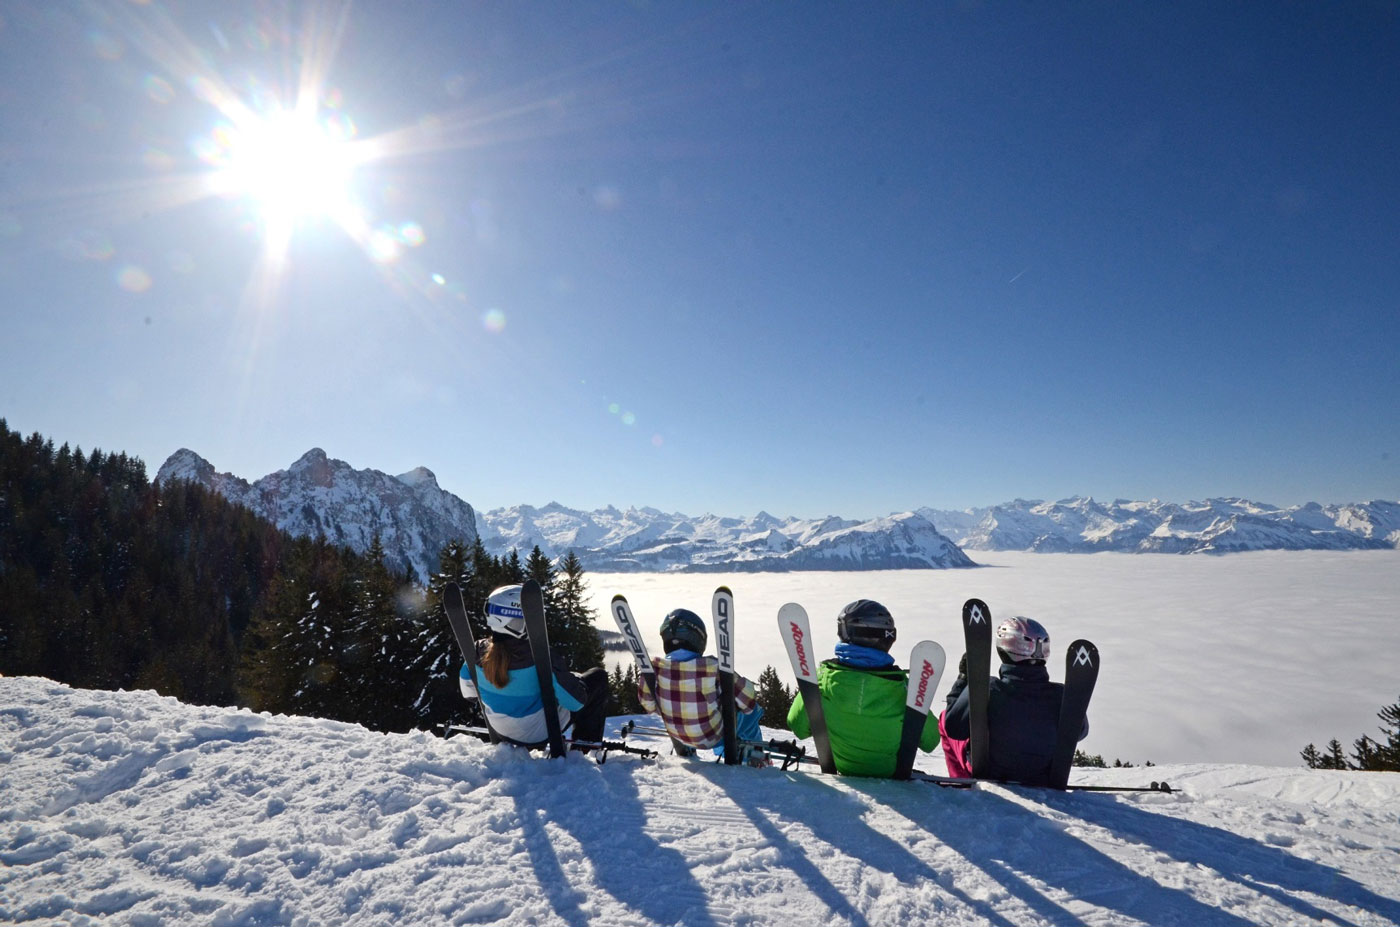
[
  {"x1": 778, "y1": 602, "x2": 837, "y2": 774},
  {"x1": 713, "y1": 586, "x2": 740, "y2": 766},
  {"x1": 961, "y1": 598, "x2": 993, "y2": 778},
  {"x1": 912, "y1": 773, "x2": 1170, "y2": 793},
  {"x1": 520, "y1": 578, "x2": 567, "y2": 759},
  {"x1": 442, "y1": 582, "x2": 499, "y2": 742},
  {"x1": 1049, "y1": 639, "x2": 1099, "y2": 789},
  {"x1": 611, "y1": 595, "x2": 693, "y2": 756},
  {"x1": 445, "y1": 725, "x2": 658, "y2": 762},
  {"x1": 893, "y1": 640, "x2": 946, "y2": 780}
]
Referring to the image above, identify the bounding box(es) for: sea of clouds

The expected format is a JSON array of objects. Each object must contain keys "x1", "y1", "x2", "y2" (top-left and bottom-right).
[{"x1": 586, "y1": 550, "x2": 1400, "y2": 768}]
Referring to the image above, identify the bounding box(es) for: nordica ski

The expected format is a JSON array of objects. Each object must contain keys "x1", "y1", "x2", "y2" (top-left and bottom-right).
[
  {"x1": 962, "y1": 598, "x2": 993, "y2": 778},
  {"x1": 442, "y1": 582, "x2": 499, "y2": 742},
  {"x1": 778, "y1": 603, "x2": 836, "y2": 774},
  {"x1": 893, "y1": 640, "x2": 946, "y2": 780},
  {"x1": 610, "y1": 594, "x2": 693, "y2": 756},
  {"x1": 520, "y1": 579, "x2": 567, "y2": 759},
  {"x1": 713, "y1": 586, "x2": 740, "y2": 766},
  {"x1": 1049, "y1": 639, "x2": 1099, "y2": 788}
]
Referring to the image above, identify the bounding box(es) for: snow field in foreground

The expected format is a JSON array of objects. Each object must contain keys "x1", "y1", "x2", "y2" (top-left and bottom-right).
[{"x1": 3, "y1": 676, "x2": 1399, "y2": 927}]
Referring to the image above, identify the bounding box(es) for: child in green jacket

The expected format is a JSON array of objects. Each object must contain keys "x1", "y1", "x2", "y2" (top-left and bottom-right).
[{"x1": 787, "y1": 599, "x2": 940, "y2": 777}]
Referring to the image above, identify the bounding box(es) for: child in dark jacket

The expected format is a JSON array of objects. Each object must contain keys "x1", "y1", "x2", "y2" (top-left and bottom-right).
[{"x1": 940, "y1": 615, "x2": 1087, "y2": 785}]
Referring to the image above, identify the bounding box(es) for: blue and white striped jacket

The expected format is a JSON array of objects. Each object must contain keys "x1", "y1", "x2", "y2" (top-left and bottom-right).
[{"x1": 459, "y1": 636, "x2": 586, "y2": 745}]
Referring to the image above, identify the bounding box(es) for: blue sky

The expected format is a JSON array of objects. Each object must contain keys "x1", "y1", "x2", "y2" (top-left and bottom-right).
[{"x1": 1, "y1": 2, "x2": 1396, "y2": 518}]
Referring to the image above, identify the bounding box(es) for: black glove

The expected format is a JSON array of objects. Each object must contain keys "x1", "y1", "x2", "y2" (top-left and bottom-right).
[{"x1": 957, "y1": 652, "x2": 967, "y2": 678}]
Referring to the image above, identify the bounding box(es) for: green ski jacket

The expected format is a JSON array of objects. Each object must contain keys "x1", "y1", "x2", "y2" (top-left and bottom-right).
[{"x1": 788, "y1": 659, "x2": 939, "y2": 778}]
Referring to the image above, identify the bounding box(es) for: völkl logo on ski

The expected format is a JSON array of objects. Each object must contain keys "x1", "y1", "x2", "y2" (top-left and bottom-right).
[
  {"x1": 1073, "y1": 645, "x2": 1094, "y2": 667},
  {"x1": 967, "y1": 604, "x2": 987, "y2": 624}
]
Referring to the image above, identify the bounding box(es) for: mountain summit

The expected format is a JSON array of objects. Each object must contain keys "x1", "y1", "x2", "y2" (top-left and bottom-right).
[{"x1": 156, "y1": 448, "x2": 479, "y2": 581}]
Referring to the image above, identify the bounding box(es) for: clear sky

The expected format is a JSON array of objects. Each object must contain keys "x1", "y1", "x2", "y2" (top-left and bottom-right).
[{"x1": 1, "y1": 1, "x2": 1396, "y2": 518}]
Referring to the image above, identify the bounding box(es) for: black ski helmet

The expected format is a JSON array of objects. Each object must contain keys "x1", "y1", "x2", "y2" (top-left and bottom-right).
[
  {"x1": 660, "y1": 608, "x2": 707, "y2": 653},
  {"x1": 836, "y1": 599, "x2": 897, "y2": 651}
]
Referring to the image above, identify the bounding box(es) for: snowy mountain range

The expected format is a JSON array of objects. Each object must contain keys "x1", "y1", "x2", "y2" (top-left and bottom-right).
[
  {"x1": 155, "y1": 448, "x2": 478, "y2": 581},
  {"x1": 918, "y1": 496, "x2": 1400, "y2": 554},
  {"x1": 478, "y1": 504, "x2": 976, "y2": 572},
  {"x1": 156, "y1": 448, "x2": 1399, "y2": 576},
  {"x1": 5, "y1": 675, "x2": 1399, "y2": 927}
]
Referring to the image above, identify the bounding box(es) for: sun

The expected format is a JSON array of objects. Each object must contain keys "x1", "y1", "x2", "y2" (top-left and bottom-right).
[{"x1": 212, "y1": 104, "x2": 363, "y2": 240}]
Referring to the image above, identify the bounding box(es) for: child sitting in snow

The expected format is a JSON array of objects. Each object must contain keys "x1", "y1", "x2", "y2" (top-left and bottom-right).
[{"x1": 638, "y1": 607, "x2": 766, "y2": 764}]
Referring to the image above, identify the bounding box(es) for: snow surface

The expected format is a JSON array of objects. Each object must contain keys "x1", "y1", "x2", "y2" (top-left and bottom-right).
[
  {"x1": 586, "y1": 551, "x2": 1400, "y2": 768},
  {"x1": 3, "y1": 676, "x2": 1399, "y2": 927}
]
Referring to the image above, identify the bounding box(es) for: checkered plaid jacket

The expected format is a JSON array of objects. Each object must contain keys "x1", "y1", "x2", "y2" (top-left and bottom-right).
[{"x1": 637, "y1": 655, "x2": 758, "y2": 749}]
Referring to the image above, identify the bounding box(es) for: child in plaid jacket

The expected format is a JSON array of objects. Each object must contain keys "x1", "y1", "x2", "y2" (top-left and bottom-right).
[{"x1": 636, "y1": 607, "x2": 763, "y2": 754}]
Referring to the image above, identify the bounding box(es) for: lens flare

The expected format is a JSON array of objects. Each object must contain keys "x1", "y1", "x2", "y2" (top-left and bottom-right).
[
  {"x1": 117, "y1": 265, "x2": 152, "y2": 292},
  {"x1": 143, "y1": 74, "x2": 175, "y2": 104},
  {"x1": 482, "y1": 308, "x2": 506, "y2": 333}
]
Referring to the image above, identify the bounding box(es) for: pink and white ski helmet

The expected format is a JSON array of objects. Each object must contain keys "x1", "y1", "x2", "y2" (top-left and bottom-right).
[{"x1": 995, "y1": 616, "x2": 1050, "y2": 663}]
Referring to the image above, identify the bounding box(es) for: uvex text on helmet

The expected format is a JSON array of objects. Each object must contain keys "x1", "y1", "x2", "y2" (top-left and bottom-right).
[
  {"x1": 660, "y1": 608, "x2": 707, "y2": 653},
  {"x1": 486, "y1": 584, "x2": 527, "y2": 639},
  {"x1": 836, "y1": 599, "x2": 897, "y2": 652}
]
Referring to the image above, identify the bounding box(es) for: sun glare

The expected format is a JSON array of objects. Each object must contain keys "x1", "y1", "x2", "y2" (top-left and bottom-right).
[{"x1": 215, "y1": 107, "x2": 361, "y2": 234}]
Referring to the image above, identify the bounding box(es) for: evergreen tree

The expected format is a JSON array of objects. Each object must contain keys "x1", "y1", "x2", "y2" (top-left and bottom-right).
[
  {"x1": 503, "y1": 548, "x2": 524, "y2": 584},
  {"x1": 1373, "y1": 696, "x2": 1400, "y2": 771},
  {"x1": 1302, "y1": 697, "x2": 1400, "y2": 772},
  {"x1": 550, "y1": 551, "x2": 605, "y2": 671},
  {"x1": 754, "y1": 664, "x2": 793, "y2": 731},
  {"x1": 1326, "y1": 738, "x2": 1348, "y2": 770},
  {"x1": 344, "y1": 534, "x2": 419, "y2": 731},
  {"x1": 609, "y1": 663, "x2": 645, "y2": 715}
]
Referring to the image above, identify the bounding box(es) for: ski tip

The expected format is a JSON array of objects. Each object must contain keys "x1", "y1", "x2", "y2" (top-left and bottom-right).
[
  {"x1": 611, "y1": 593, "x2": 627, "y2": 604},
  {"x1": 714, "y1": 585, "x2": 733, "y2": 596},
  {"x1": 1066, "y1": 639, "x2": 1099, "y2": 668},
  {"x1": 962, "y1": 598, "x2": 991, "y2": 623}
]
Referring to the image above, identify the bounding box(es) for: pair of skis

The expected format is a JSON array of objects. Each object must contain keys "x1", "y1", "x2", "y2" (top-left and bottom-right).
[
  {"x1": 610, "y1": 586, "x2": 744, "y2": 765},
  {"x1": 961, "y1": 597, "x2": 1099, "y2": 789},
  {"x1": 777, "y1": 604, "x2": 946, "y2": 779},
  {"x1": 442, "y1": 579, "x2": 569, "y2": 758}
]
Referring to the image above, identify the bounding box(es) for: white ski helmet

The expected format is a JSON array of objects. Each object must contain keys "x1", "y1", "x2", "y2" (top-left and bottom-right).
[
  {"x1": 486, "y1": 584, "x2": 527, "y2": 639},
  {"x1": 996, "y1": 616, "x2": 1050, "y2": 663}
]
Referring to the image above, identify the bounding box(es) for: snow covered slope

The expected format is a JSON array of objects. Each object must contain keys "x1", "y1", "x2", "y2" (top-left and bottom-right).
[
  {"x1": 921, "y1": 496, "x2": 1400, "y2": 554},
  {"x1": 156, "y1": 448, "x2": 479, "y2": 581},
  {"x1": 4, "y1": 677, "x2": 1398, "y2": 927}
]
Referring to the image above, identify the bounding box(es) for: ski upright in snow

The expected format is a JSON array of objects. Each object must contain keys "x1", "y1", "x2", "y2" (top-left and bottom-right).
[
  {"x1": 442, "y1": 582, "x2": 500, "y2": 742},
  {"x1": 1049, "y1": 639, "x2": 1099, "y2": 788},
  {"x1": 962, "y1": 598, "x2": 993, "y2": 778},
  {"x1": 610, "y1": 594, "x2": 694, "y2": 756},
  {"x1": 713, "y1": 586, "x2": 740, "y2": 766},
  {"x1": 778, "y1": 603, "x2": 837, "y2": 774},
  {"x1": 893, "y1": 640, "x2": 946, "y2": 780},
  {"x1": 520, "y1": 579, "x2": 567, "y2": 759}
]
